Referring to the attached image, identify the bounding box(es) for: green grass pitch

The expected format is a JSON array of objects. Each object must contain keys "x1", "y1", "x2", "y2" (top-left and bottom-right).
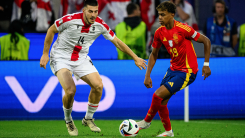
[{"x1": 0, "y1": 120, "x2": 245, "y2": 138}]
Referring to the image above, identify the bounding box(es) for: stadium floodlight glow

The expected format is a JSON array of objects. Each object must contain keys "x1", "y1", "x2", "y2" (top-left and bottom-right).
[{"x1": 5, "y1": 75, "x2": 116, "y2": 113}]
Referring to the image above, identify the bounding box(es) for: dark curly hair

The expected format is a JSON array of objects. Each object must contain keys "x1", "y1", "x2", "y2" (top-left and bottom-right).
[{"x1": 156, "y1": 1, "x2": 176, "y2": 14}]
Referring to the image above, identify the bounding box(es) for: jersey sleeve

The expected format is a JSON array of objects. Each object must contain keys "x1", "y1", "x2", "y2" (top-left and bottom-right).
[
  {"x1": 55, "y1": 14, "x2": 72, "y2": 32},
  {"x1": 184, "y1": 24, "x2": 200, "y2": 41},
  {"x1": 152, "y1": 29, "x2": 162, "y2": 48},
  {"x1": 101, "y1": 22, "x2": 115, "y2": 40}
]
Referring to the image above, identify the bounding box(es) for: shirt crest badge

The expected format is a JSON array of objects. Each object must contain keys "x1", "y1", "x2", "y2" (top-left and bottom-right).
[{"x1": 173, "y1": 33, "x2": 178, "y2": 44}]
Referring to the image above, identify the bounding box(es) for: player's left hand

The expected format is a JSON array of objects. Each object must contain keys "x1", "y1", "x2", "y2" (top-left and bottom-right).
[
  {"x1": 134, "y1": 57, "x2": 147, "y2": 70},
  {"x1": 202, "y1": 66, "x2": 211, "y2": 80}
]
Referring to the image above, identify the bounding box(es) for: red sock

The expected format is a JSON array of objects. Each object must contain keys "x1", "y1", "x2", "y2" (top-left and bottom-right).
[
  {"x1": 144, "y1": 93, "x2": 163, "y2": 122},
  {"x1": 158, "y1": 104, "x2": 172, "y2": 131}
]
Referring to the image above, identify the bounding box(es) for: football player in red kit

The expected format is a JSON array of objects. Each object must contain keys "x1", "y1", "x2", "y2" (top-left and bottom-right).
[{"x1": 137, "y1": 1, "x2": 211, "y2": 137}]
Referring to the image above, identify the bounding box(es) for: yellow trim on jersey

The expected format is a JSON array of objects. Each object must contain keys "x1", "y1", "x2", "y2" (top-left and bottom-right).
[
  {"x1": 191, "y1": 42, "x2": 197, "y2": 57},
  {"x1": 163, "y1": 71, "x2": 168, "y2": 79},
  {"x1": 176, "y1": 22, "x2": 191, "y2": 32},
  {"x1": 186, "y1": 55, "x2": 193, "y2": 73},
  {"x1": 155, "y1": 26, "x2": 165, "y2": 33},
  {"x1": 180, "y1": 72, "x2": 191, "y2": 90}
]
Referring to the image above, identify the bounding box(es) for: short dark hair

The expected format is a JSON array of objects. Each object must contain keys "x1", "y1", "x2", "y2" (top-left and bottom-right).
[
  {"x1": 156, "y1": 1, "x2": 176, "y2": 14},
  {"x1": 215, "y1": 0, "x2": 226, "y2": 6},
  {"x1": 84, "y1": 0, "x2": 98, "y2": 7},
  {"x1": 126, "y1": 3, "x2": 138, "y2": 15}
]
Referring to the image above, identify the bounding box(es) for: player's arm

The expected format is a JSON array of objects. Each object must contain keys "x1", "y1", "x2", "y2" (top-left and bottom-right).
[
  {"x1": 196, "y1": 34, "x2": 211, "y2": 80},
  {"x1": 110, "y1": 36, "x2": 147, "y2": 70},
  {"x1": 40, "y1": 24, "x2": 58, "y2": 69},
  {"x1": 144, "y1": 47, "x2": 160, "y2": 88}
]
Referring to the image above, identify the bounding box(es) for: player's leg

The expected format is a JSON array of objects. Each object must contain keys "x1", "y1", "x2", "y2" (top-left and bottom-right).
[
  {"x1": 145, "y1": 85, "x2": 172, "y2": 122},
  {"x1": 156, "y1": 98, "x2": 174, "y2": 137},
  {"x1": 137, "y1": 69, "x2": 172, "y2": 129},
  {"x1": 57, "y1": 68, "x2": 75, "y2": 120},
  {"x1": 50, "y1": 60, "x2": 78, "y2": 136},
  {"x1": 56, "y1": 68, "x2": 78, "y2": 136},
  {"x1": 157, "y1": 72, "x2": 196, "y2": 137},
  {"x1": 73, "y1": 57, "x2": 102, "y2": 132},
  {"x1": 137, "y1": 85, "x2": 172, "y2": 130},
  {"x1": 81, "y1": 72, "x2": 103, "y2": 119},
  {"x1": 80, "y1": 72, "x2": 102, "y2": 132}
]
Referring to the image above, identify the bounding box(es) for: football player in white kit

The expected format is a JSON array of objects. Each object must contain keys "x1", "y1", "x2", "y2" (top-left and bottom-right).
[{"x1": 40, "y1": 0, "x2": 147, "y2": 136}]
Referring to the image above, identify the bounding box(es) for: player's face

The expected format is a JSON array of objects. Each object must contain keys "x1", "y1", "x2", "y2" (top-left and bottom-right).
[
  {"x1": 83, "y1": 5, "x2": 99, "y2": 24},
  {"x1": 158, "y1": 10, "x2": 174, "y2": 26},
  {"x1": 215, "y1": 3, "x2": 225, "y2": 16}
]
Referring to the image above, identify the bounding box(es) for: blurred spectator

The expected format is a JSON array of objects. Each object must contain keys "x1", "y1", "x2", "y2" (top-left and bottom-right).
[
  {"x1": 60, "y1": 0, "x2": 129, "y2": 31},
  {"x1": 12, "y1": 0, "x2": 54, "y2": 32},
  {"x1": 20, "y1": 0, "x2": 36, "y2": 32},
  {"x1": 203, "y1": 0, "x2": 237, "y2": 57},
  {"x1": 170, "y1": 0, "x2": 199, "y2": 30},
  {"x1": 0, "y1": 20, "x2": 30, "y2": 60},
  {"x1": 238, "y1": 24, "x2": 245, "y2": 56},
  {"x1": 0, "y1": 0, "x2": 14, "y2": 32},
  {"x1": 115, "y1": 3, "x2": 148, "y2": 59}
]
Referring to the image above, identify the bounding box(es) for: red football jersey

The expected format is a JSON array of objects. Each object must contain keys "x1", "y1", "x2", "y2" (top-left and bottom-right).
[{"x1": 152, "y1": 20, "x2": 200, "y2": 74}]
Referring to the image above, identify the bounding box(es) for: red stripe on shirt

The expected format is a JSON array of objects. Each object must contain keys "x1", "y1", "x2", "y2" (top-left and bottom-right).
[
  {"x1": 109, "y1": 30, "x2": 115, "y2": 37},
  {"x1": 81, "y1": 25, "x2": 91, "y2": 33},
  {"x1": 95, "y1": 17, "x2": 109, "y2": 30},
  {"x1": 56, "y1": 13, "x2": 82, "y2": 27},
  {"x1": 71, "y1": 45, "x2": 82, "y2": 61}
]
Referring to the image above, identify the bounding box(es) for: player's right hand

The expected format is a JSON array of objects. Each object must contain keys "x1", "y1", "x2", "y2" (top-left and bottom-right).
[
  {"x1": 144, "y1": 76, "x2": 152, "y2": 88},
  {"x1": 40, "y1": 54, "x2": 49, "y2": 69},
  {"x1": 202, "y1": 66, "x2": 211, "y2": 80},
  {"x1": 134, "y1": 57, "x2": 147, "y2": 70}
]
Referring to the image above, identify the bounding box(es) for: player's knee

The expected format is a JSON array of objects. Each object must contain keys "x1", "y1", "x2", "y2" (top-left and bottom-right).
[
  {"x1": 65, "y1": 86, "x2": 76, "y2": 98},
  {"x1": 92, "y1": 82, "x2": 103, "y2": 94}
]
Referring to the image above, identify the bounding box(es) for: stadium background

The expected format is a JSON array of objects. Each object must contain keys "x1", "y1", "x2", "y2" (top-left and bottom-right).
[{"x1": 0, "y1": 0, "x2": 245, "y2": 121}]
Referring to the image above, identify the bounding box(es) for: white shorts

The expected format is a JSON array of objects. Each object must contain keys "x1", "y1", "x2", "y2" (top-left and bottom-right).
[{"x1": 50, "y1": 56, "x2": 98, "y2": 79}]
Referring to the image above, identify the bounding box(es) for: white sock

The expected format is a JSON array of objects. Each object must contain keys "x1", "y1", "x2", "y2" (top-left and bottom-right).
[
  {"x1": 85, "y1": 102, "x2": 98, "y2": 119},
  {"x1": 63, "y1": 106, "x2": 73, "y2": 123}
]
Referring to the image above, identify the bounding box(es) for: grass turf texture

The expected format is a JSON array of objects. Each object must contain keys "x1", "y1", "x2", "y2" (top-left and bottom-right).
[{"x1": 0, "y1": 120, "x2": 245, "y2": 138}]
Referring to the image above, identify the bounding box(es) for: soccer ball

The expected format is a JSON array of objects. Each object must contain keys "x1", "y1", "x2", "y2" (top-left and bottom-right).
[{"x1": 119, "y1": 119, "x2": 139, "y2": 137}]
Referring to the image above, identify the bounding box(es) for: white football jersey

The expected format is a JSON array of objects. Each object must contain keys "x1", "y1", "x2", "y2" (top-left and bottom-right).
[{"x1": 50, "y1": 12, "x2": 115, "y2": 62}]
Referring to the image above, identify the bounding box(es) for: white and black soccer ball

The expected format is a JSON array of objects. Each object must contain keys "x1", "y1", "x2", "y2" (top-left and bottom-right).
[{"x1": 119, "y1": 119, "x2": 139, "y2": 137}]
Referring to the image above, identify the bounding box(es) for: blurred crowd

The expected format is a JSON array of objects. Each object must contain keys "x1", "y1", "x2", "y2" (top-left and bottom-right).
[{"x1": 0, "y1": 0, "x2": 244, "y2": 60}]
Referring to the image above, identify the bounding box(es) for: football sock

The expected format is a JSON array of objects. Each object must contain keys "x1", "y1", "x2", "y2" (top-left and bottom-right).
[
  {"x1": 85, "y1": 102, "x2": 98, "y2": 119},
  {"x1": 144, "y1": 93, "x2": 163, "y2": 122},
  {"x1": 158, "y1": 104, "x2": 172, "y2": 131},
  {"x1": 63, "y1": 106, "x2": 73, "y2": 123}
]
